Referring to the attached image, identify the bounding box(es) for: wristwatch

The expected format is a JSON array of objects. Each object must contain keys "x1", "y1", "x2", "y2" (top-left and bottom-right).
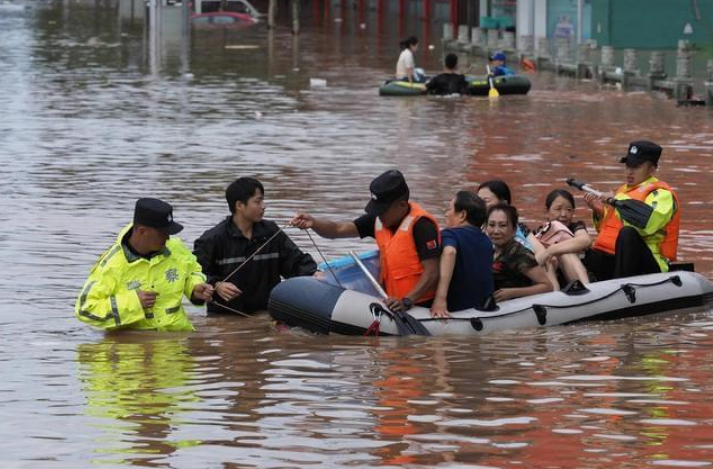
[{"x1": 401, "y1": 297, "x2": 413, "y2": 310}]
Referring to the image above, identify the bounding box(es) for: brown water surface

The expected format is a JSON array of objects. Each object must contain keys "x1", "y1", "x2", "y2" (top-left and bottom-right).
[{"x1": 2, "y1": 1, "x2": 713, "y2": 467}]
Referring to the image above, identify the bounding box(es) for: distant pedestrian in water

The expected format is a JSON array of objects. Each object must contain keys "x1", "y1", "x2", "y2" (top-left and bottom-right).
[
  {"x1": 396, "y1": 36, "x2": 425, "y2": 84},
  {"x1": 426, "y1": 53, "x2": 469, "y2": 96},
  {"x1": 488, "y1": 51, "x2": 514, "y2": 77}
]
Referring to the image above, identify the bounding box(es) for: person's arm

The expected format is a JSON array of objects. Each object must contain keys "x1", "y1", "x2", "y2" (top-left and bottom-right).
[
  {"x1": 425, "y1": 75, "x2": 438, "y2": 93},
  {"x1": 628, "y1": 189, "x2": 675, "y2": 236},
  {"x1": 291, "y1": 213, "x2": 360, "y2": 239},
  {"x1": 194, "y1": 231, "x2": 240, "y2": 302},
  {"x1": 193, "y1": 232, "x2": 221, "y2": 285},
  {"x1": 75, "y1": 259, "x2": 148, "y2": 330},
  {"x1": 545, "y1": 228, "x2": 592, "y2": 258},
  {"x1": 406, "y1": 52, "x2": 415, "y2": 83},
  {"x1": 180, "y1": 245, "x2": 212, "y2": 305},
  {"x1": 494, "y1": 265, "x2": 552, "y2": 301},
  {"x1": 430, "y1": 245, "x2": 456, "y2": 318},
  {"x1": 583, "y1": 192, "x2": 605, "y2": 230},
  {"x1": 279, "y1": 232, "x2": 319, "y2": 278}
]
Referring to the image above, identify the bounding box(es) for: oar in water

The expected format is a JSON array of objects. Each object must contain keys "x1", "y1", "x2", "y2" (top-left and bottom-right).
[
  {"x1": 348, "y1": 251, "x2": 431, "y2": 337},
  {"x1": 566, "y1": 178, "x2": 653, "y2": 229},
  {"x1": 486, "y1": 64, "x2": 500, "y2": 99}
]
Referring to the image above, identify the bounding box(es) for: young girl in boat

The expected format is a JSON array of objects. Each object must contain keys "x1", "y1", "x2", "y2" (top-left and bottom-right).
[
  {"x1": 486, "y1": 204, "x2": 552, "y2": 302},
  {"x1": 532, "y1": 189, "x2": 591, "y2": 289},
  {"x1": 430, "y1": 191, "x2": 494, "y2": 319}
]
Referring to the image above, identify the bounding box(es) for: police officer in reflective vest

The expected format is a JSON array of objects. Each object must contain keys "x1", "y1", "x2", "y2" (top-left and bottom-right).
[
  {"x1": 75, "y1": 198, "x2": 214, "y2": 332},
  {"x1": 583, "y1": 141, "x2": 680, "y2": 281},
  {"x1": 291, "y1": 170, "x2": 441, "y2": 312}
]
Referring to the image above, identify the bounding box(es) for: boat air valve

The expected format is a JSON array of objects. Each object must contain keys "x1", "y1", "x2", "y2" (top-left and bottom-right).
[
  {"x1": 470, "y1": 317, "x2": 484, "y2": 331},
  {"x1": 670, "y1": 275, "x2": 682, "y2": 287},
  {"x1": 532, "y1": 305, "x2": 547, "y2": 325},
  {"x1": 622, "y1": 284, "x2": 637, "y2": 304}
]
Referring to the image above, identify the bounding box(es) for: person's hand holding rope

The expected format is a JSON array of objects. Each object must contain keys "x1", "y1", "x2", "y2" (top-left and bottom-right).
[
  {"x1": 191, "y1": 283, "x2": 215, "y2": 302},
  {"x1": 215, "y1": 281, "x2": 242, "y2": 302}
]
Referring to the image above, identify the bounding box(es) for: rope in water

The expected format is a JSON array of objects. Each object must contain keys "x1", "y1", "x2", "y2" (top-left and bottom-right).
[{"x1": 304, "y1": 229, "x2": 344, "y2": 289}]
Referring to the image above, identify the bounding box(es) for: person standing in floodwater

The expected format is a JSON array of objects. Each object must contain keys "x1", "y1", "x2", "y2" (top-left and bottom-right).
[
  {"x1": 75, "y1": 198, "x2": 213, "y2": 332},
  {"x1": 193, "y1": 177, "x2": 318, "y2": 316}
]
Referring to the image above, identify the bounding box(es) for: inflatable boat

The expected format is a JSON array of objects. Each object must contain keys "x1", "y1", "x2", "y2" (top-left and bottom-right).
[
  {"x1": 378, "y1": 74, "x2": 531, "y2": 97},
  {"x1": 268, "y1": 250, "x2": 713, "y2": 336}
]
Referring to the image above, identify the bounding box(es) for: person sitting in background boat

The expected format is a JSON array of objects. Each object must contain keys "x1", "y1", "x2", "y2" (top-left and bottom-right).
[
  {"x1": 532, "y1": 189, "x2": 591, "y2": 288},
  {"x1": 430, "y1": 191, "x2": 493, "y2": 318},
  {"x1": 75, "y1": 198, "x2": 213, "y2": 332},
  {"x1": 396, "y1": 36, "x2": 425, "y2": 84},
  {"x1": 486, "y1": 204, "x2": 553, "y2": 301},
  {"x1": 477, "y1": 179, "x2": 536, "y2": 251},
  {"x1": 194, "y1": 177, "x2": 318, "y2": 316},
  {"x1": 582, "y1": 141, "x2": 679, "y2": 281},
  {"x1": 291, "y1": 170, "x2": 441, "y2": 313},
  {"x1": 426, "y1": 53, "x2": 468, "y2": 96},
  {"x1": 488, "y1": 51, "x2": 514, "y2": 77}
]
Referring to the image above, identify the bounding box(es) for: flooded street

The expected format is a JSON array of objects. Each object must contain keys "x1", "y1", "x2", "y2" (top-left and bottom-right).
[{"x1": 3, "y1": 1, "x2": 713, "y2": 467}]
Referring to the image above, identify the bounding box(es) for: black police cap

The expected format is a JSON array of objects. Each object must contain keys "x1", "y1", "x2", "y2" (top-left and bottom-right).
[
  {"x1": 364, "y1": 170, "x2": 410, "y2": 216},
  {"x1": 133, "y1": 198, "x2": 183, "y2": 235},
  {"x1": 620, "y1": 140, "x2": 662, "y2": 166}
]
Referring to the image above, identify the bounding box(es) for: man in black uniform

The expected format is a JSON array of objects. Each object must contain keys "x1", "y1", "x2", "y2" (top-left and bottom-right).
[
  {"x1": 291, "y1": 170, "x2": 440, "y2": 312},
  {"x1": 194, "y1": 177, "x2": 318, "y2": 315},
  {"x1": 426, "y1": 53, "x2": 469, "y2": 96}
]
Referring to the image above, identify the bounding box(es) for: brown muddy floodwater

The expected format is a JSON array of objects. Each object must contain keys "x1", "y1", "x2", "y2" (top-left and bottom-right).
[{"x1": 2, "y1": 1, "x2": 713, "y2": 468}]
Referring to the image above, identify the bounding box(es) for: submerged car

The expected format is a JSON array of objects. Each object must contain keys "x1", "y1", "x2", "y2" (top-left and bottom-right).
[{"x1": 190, "y1": 11, "x2": 258, "y2": 28}]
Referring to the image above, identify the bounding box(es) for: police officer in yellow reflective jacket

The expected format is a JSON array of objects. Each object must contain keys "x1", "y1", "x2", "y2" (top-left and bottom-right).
[
  {"x1": 583, "y1": 141, "x2": 680, "y2": 281},
  {"x1": 75, "y1": 198, "x2": 214, "y2": 332}
]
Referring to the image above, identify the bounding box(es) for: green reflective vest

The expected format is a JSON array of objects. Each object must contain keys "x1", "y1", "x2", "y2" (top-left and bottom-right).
[{"x1": 75, "y1": 224, "x2": 206, "y2": 332}]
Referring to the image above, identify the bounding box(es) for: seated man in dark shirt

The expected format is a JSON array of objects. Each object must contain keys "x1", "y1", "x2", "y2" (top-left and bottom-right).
[
  {"x1": 426, "y1": 53, "x2": 469, "y2": 96},
  {"x1": 291, "y1": 170, "x2": 441, "y2": 312}
]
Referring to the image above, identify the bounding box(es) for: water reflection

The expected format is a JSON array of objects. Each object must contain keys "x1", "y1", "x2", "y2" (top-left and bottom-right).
[{"x1": 77, "y1": 336, "x2": 202, "y2": 464}]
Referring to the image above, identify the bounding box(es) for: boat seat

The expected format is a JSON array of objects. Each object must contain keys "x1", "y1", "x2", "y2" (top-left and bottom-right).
[
  {"x1": 670, "y1": 262, "x2": 695, "y2": 272},
  {"x1": 561, "y1": 279, "x2": 590, "y2": 296}
]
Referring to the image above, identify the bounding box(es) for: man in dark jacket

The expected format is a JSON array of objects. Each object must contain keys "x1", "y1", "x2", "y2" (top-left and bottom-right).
[
  {"x1": 194, "y1": 177, "x2": 318, "y2": 315},
  {"x1": 426, "y1": 53, "x2": 469, "y2": 96}
]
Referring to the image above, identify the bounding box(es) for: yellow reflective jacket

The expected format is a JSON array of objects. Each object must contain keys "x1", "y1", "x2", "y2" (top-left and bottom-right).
[
  {"x1": 75, "y1": 224, "x2": 206, "y2": 332},
  {"x1": 592, "y1": 177, "x2": 677, "y2": 271}
]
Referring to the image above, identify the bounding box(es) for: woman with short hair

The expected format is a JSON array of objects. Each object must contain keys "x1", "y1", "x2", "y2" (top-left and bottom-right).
[{"x1": 486, "y1": 204, "x2": 552, "y2": 302}]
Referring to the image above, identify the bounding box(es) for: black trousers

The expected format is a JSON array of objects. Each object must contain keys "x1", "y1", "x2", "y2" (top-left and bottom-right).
[{"x1": 584, "y1": 227, "x2": 662, "y2": 281}]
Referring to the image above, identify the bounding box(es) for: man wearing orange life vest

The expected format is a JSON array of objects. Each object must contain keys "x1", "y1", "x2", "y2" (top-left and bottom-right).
[
  {"x1": 291, "y1": 170, "x2": 441, "y2": 312},
  {"x1": 583, "y1": 141, "x2": 679, "y2": 281}
]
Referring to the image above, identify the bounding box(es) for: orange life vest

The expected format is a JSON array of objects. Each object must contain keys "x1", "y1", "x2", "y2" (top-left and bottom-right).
[
  {"x1": 374, "y1": 202, "x2": 440, "y2": 302},
  {"x1": 592, "y1": 180, "x2": 679, "y2": 262}
]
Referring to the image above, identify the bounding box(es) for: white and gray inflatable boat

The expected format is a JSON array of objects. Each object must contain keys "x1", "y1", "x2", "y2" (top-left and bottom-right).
[{"x1": 268, "y1": 250, "x2": 713, "y2": 336}]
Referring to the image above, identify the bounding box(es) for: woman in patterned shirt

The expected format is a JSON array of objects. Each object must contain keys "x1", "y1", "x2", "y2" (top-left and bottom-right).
[{"x1": 486, "y1": 204, "x2": 553, "y2": 302}]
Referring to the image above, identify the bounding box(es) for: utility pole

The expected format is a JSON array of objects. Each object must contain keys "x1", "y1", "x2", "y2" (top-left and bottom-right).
[
  {"x1": 268, "y1": 0, "x2": 276, "y2": 29},
  {"x1": 291, "y1": 0, "x2": 300, "y2": 35}
]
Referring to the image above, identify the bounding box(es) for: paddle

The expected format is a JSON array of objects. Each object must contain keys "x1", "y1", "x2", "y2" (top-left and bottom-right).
[
  {"x1": 566, "y1": 178, "x2": 654, "y2": 229},
  {"x1": 486, "y1": 64, "x2": 500, "y2": 99},
  {"x1": 349, "y1": 251, "x2": 431, "y2": 336}
]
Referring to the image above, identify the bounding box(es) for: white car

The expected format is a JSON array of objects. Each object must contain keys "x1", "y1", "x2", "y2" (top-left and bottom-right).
[{"x1": 192, "y1": 0, "x2": 262, "y2": 19}]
